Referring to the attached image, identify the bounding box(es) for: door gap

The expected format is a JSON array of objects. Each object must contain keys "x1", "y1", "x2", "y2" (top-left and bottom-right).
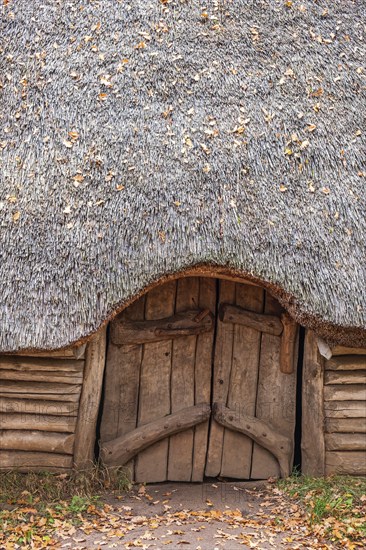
[
  {"x1": 294, "y1": 326, "x2": 305, "y2": 472},
  {"x1": 94, "y1": 323, "x2": 110, "y2": 462}
]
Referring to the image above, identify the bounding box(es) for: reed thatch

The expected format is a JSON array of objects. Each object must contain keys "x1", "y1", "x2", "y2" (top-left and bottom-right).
[{"x1": 0, "y1": 0, "x2": 365, "y2": 351}]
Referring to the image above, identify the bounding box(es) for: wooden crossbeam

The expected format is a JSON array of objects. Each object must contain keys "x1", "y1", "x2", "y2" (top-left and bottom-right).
[
  {"x1": 100, "y1": 403, "x2": 211, "y2": 466},
  {"x1": 219, "y1": 304, "x2": 283, "y2": 336}
]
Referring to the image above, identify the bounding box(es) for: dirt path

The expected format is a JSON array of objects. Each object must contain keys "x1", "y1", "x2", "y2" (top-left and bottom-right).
[{"x1": 57, "y1": 481, "x2": 332, "y2": 549}]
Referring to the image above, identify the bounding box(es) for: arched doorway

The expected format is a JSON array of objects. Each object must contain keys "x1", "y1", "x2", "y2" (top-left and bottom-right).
[{"x1": 100, "y1": 276, "x2": 299, "y2": 482}]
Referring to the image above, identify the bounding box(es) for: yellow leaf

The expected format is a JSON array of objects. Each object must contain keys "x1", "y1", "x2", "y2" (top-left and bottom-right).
[
  {"x1": 98, "y1": 93, "x2": 108, "y2": 101},
  {"x1": 12, "y1": 211, "x2": 20, "y2": 222},
  {"x1": 307, "y1": 124, "x2": 317, "y2": 132},
  {"x1": 279, "y1": 183, "x2": 288, "y2": 192}
]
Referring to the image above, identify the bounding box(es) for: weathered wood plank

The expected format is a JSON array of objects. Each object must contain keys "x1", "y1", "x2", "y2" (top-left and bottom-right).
[
  {"x1": 324, "y1": 385, "x2": 366, "y2": 402},
  {"x1": 0, "y1": 451, "x2": 72, "y2": 469},
  {"x1": 135, "y1": 281, "x2": 176, "y2": 483},
  {"x1": 251, "y1": 293, "x2": 296, "y2": 479},
  {"x1": 0, "y1": 392, "x2": 80, "y2": 402},
  {"x1": 111, "y1": 309, "x2": 213, "y2": 346},
  {"x1": 279, "y1": 313, "x2": 298, "y2": 374},
  {"x1": 324, "y1": 371, "x2": 366, "y2": 385},
  {"x1": 0, "y1": 413, "x2": 76, "y2": 433},
  {"x1": 324, "y1": 401, "x2": 366, "y2": 418},
  {"x1": 205, "y1": 280, "x2": 236, "y2": 478},
  {"x1": 74, "y1": 328, "x2": 107, "y2": 469},
  {"x1": 100, "y1": 296, "x2": 145, "y2": 481},
  {"x1": 0, "y1": 398, "x2": 78, "y2": 416},
  {"x1": 0, "y1": 431, "x2": 75, "y2": 454},
  {"x1": 101, "y1": 404, "x2": 211, "y2": 467},
  {"x1": 168, "y1": 278, "x2": 199, "y2": 481},
  {"x1": 13, "y1": 348, "x2": 79, "y2": 359},
  {"x1": 219, "y1": 303, "x2": 282, "y2": 336},
  {"x1": 325, "y1": 451, "x2": 366, "y2": 476},
  {"x1": 301, "y1": 330, "x2": 325, "y2": 476},
  {"x1": 325, "y1": 418, "x2": 366, "y2": 433},
  {"x1": 214, "y1": 403, "x2": 292, "y2": 477},
  {"x1": 325, "y1": 356, "x2": 366, "y2": 371},
  {"x1": 331, "y1": 346, "x2": 366, "y2": 357},
  {"x1": 325, "y1": 433, "x2": 366, "y2": 452},
  {"x1": 0, "y1": 381, "x2": 81, "y2": 395},
  {"x1": 220, "y1": 283, "x2": 264, "y2": 479},
  {"x1": 0, "y1": 370, "x2": 83, "y2": 384},
  {"x1": 0, "y1": 356, "x2": 84, "y2": 372},
  {"x1": 191, "y1": 278, "x2": 216, "y2": 482}
]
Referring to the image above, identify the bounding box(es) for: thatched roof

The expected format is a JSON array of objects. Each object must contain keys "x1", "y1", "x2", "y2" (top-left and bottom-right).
[{"x1": 1, "y1": 0, "x2": 365, "y2": 352}]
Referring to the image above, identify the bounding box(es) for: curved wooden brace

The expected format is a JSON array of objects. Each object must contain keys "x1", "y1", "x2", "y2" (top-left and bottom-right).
[
  {"x1": 213, "y1": 403, "x2": 293, "y2": 478},
  {"x1": 100, "y1": 403, "x2": 211, "y2": 467}
]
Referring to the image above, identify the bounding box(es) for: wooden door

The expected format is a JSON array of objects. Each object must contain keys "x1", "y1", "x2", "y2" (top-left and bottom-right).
[{"x1": 100, "y1": 277, "x2": 298, "y2": 482}]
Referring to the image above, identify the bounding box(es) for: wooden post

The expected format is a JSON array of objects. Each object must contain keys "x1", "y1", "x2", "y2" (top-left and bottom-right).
[
  {"x1": 279, "y1": 313, "x2": 298, "y2": 374},
  {"x1": 73, "y1": 327, "x2": 107, "y2": 469},
  {"x1": 301, "y1": 329, "x2": 325, "y2": 476}
]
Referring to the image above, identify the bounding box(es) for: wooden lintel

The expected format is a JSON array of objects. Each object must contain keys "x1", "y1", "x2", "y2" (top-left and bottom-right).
[
  {"x1": 212, "y1": 402, "x2": 292, "y2": 478},
  {"x1": 219, "y1": 304, "x2": 283, "y2": 336},
  {"x1": 279, "y1": 313, "x2": 298, "y2": 374},
  {"x1": 111, "y1": 309, "x2": 213, "y2": 346},
  {"x1": 100, "y1": 403, "x2": 211, "y2": 467}
]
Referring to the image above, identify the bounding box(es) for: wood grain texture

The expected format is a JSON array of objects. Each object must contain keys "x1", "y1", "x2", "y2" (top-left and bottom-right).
[
  {"x1": 0, "y1": 356, "x2": 84, "y2": 372},
  {"x1": 324, "y1": 371, "x2": 366, "y2": 385},
  {"x1": 219, "y1": 303, "x2": 282, "y2": 336},
  {"x1": 214, "y1": 403, "x2": 292, "y2": 477},
  {"x1": 251, "y1": 293, "x2": 296, "y2": 479},
  {"x1": 0, "y1": 451, "x2": 72, "y2": 470},
  {"x1": 135, "y1": 281, "x2": 176, "y2": 483},
  {"x1": 101, "y1": 404, "x2": 211, "y2": 467},
  {"x1": 325, "y1": 451, "x2": 366, "y2": 476},
  {"x1": 325, "y1": 356, "x2": 366, "y2": 371},
  {"x1": 0, "y1": 398, "x2": 78, "y2": 416},
  {"x1": 74, "y1": 328, "x2": 107, "y2": 469},
  {"x1": 0, "y1": 370, "x2": 83, "y2": 384},
  {"x1": 191, "y1": 278, "x2": 216, "y2": 481},
  {"x1": 168, "y1": 277, "x2": 199, "y2": 481},
  {"x1": 0, "y1": 381, "x2": 81, "y2": 395},
  {"x1": 324, "y1": 400, "x2": 366, "y2": 418},
  {"x1": 0, "y1": 392, "x2": 80, "y2": 402},
  {"x1": 325, "y1": 418, "x2": 366, "y2": 433},
  {"x1": 324, "y1": 385, "x2": 366, "y2": 402},
  {"x1": 301, "y1": 330, "x2": 325, "y2": 476},
  {"x1": 279, "y1": 313, "x2": 298, "y2": 374},
  {"x1": 331, "y1": 346, "x2": 366, "y2": 357},
  {"x1": 325, "y1": 433, "x2": 366, "y2": 451},
  {"x1": 205, "y1": 280, "x2": 236, "y2": 478},
  {"x1": 0, "y1": 431, "x2": 74, "y2": 454},
  {"x1": 0, "y1": 413, "x2": 76, "y2": 432},
  {"x1": 220, "y1": 283, "x2": 264, "y2": 479}
]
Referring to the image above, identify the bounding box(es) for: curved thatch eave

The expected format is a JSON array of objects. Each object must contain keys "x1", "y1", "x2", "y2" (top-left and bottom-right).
[{"x1": 0, "y1": 0, "x2": 365, "y2": 352}]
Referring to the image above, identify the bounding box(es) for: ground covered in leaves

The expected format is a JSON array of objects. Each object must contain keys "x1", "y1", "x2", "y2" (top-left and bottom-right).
[{"x1": 0, "y1": 472, "x2": 365, "y2": 549}]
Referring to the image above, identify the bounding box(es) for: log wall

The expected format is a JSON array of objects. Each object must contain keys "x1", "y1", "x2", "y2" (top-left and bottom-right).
[
  {"x1": 303, "y1": 335, "x2": 366, "y2": 476},
  {"x1": 0, "y1": 346, "x2": 86, "y2": 472}
]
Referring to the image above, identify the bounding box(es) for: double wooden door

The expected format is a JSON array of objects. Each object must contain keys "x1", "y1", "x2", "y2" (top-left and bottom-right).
[{"x1": 100, "y1": 277, "x2": 298, "y2": 482}]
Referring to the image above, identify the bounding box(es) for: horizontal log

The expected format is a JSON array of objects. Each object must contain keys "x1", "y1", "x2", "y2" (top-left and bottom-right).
[
  {"x1": 324, "y1": 401, "x2": 366, "y2": 418},
  {"x1": 0, "y1": 381, "x2": 82, "y2": 395},
  {"x1": 213, "y1": 403, "x2": 292, "y2": 478},
  {"x1": 324, "y1": 385, "x2": 366, "y2": 402},
  {"x1": 325, "y1": 433, "x2": 366, "y2": 452},
  {"x1": 325, "y1": 418, "x2": 366, "y2": 434},
  {"x1": 0, "y1": 413, "x2": 76, "y2": 433},
  {"x1": 0, "y1": 431, "x2": 75, "y2": 454},
  {"x1": 325, "y1": 356, "x2": 366, "y2": 371},
  {"x1": 0, "y1": 392, "x2": 80, "y2": 402},
  {"x1": 0, "y1": 397, "x2": 78, "y2": 416},
  {"x1": 325, "y1": 451, "x2": 366, "y2": 476},
  {"x1": 325, "y1": 371, "x2": 366, "y2": 385},
  {"x1": 101, "y1": 403, "x2": 211, "y2": 466},
  {"x1": 0, "y1": 370, "x2": 83, "y2": 384},
  {"x1": 13, "y1": 345, "x2": 86, "y2": 359},
  {"x1": 219, "y1": 304, "x2": 283, "y2": 336},
  {"x1": 331, "y1": 346, "x2": 366, "y2": 357},
  {"x1": 0, "y1": 451, "x2": 72, "y2": 470},
  {"x1": 111, "y1": 309, "x2": 213, "y2": 345},
  {"x1": 0, "y1": 356, "x2": 84, "y2": 372}
]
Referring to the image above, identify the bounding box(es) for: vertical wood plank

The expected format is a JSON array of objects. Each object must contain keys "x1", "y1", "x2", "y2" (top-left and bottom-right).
[
  {"x1": 205, "y1": 280, "x2": 236, "y2": 477},
  {"x1": 251, "y1": 293, "x2": 297, "y2": 479},
  {"x1": 302, "y1": 329, "x2": 325, "y2": 476},
  {"x1": 74, "y1": 327, "x2": 107, "y2": 469},
  {"x1": 220, "y1": 283, "x2": 264, "y2": 478},
  {"x1": 168, "y1": 278, "x2": 200, "y2": 481},
  {"x1": 100, "y1": 297, "x2": 145, "y2": 478},
  {"x1": 191, "y1": 277, "x2": 216, "y2": 481},
  {"x1": 135, "y1": 281, "x2": 176, "y2": 482}
]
